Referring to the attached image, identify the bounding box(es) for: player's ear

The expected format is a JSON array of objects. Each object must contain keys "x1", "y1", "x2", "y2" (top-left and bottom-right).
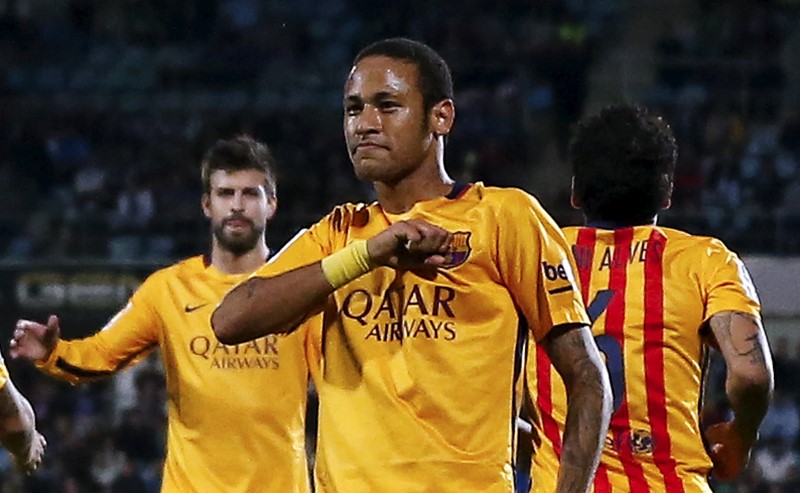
[
  {"x1": 570, "y1": 177, "x2": 581, "y2": 209},
  {"x1": 266, "y1": 196, "x2": 278, "y2": 221},
  {"x1": 201, "y1": 193, "x2": 212, "y2": 218},
  {"x1": 430, "y1": 99, "x2": 455, "y2": 137}
]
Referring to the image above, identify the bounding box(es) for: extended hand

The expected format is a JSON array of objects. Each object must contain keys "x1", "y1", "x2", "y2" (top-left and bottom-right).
[
  {"x1": 706, "y1": 420, "x2": 754, "y2": 482},
  {"x1": 10, "y1": 315, "x2": 61, "y2": 362},
  {"x1": 367, "y1": 219, "x2": 452, "y2": 269},
  {"x1": 17, "y1": 431, "x2": 46, "y2": 475}
]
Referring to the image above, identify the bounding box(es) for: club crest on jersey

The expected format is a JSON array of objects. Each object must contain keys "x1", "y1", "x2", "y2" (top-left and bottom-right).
[
  {"x1": 629, "y1": 429, "x2": 654, "y2": 455},
  {"x1": 440, "y1": 232, "x2": 471, "y2": 269}
]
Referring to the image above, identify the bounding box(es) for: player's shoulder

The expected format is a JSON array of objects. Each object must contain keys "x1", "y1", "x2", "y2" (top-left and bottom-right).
[
  {"x1": 319, "y1": 201, "x2": 377, "y2": 233},
  {"x1": 140, "y1": 255, "x2": 205, "y2": 287},
  {"x1": 561, "y1": 225, "x2": 582, "y2": 242},
  {"x1": 471, "y1": 183, "x2": 546, "y2": 214},
  {"x1": 655, "y1": 227, "x2": 745, "y2": 271},
  {"x1": 658, "y1": 227, "x2": 733, "y2": 254},
  {"x1": 473, "y1": 182, "x2": 539, "y2": 203}
]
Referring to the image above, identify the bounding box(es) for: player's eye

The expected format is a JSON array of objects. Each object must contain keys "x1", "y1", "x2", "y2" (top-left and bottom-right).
[
  {"x1": 345, "y1": 103, "x2": 363, "y2": 116},
  {"x1": 378, "y1": 101, "x2": 400, "y2": 112}
]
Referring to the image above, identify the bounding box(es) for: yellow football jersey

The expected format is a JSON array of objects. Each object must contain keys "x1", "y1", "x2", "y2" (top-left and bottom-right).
[
  {"x1": 0, "y1": 360, "x2": 8, "y2": 389},
  {"x1": 36, "y1": 256, "x2": 311, "y2": 493},
  {"x1": 528, "y1": 226, "x2": 761, "y2": 493},
  {"x1": 255, "y1": 183, "x2": 589, "y2": 493}
]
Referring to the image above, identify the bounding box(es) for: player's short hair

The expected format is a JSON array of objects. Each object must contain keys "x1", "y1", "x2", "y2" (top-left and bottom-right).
[
  {"x1": 201, "y1": 135, "x2": 277, "y2": 197},
  {"x1": 569, "y1": 104, "x2": 677, "y2": 224},
  {"x1": 354, "y1": 37, "x2": 454, "y2": 114}
]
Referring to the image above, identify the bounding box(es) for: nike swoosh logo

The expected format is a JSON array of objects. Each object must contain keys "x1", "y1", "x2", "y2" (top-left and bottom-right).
[{"x1": 184, "y1": 303, "x2": 209, "y2": 313}]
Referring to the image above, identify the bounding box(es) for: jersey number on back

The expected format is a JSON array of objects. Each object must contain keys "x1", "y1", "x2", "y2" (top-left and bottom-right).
[{"x1": 586, "y1": 289, "x2": 625, "y2": 414}]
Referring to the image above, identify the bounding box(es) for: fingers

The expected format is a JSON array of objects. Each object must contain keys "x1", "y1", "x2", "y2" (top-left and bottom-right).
[
  {"x1": 10, "y1": 319, "x2": 51, "y2": 361},
  {"x1": 403, "y1": 219, "x2": 451, "y2": 255},
  {"x1": 369, "y1": 219, "x2": 452, "y2": 267},
  {"x1": 395, "y1": 221, "x2": 451, "y2": 269},
  {"x1": 23, "y1": 433, "x2": 46, "y2": 475},
  {"x1": 708, "y1": 439, "x2": 745, "y2": 481},
  {"x1": 14, "y1": 319, "x2": 48, "y2": 339},
  {"x1": 9, "y1": 321, "x2": 34, "y2": 359},
  {"x1": 708, "y1": 445, "x2": 733, "y2": 481}
]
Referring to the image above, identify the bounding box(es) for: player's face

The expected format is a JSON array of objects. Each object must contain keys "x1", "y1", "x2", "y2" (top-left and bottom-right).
[
  {"x1": 343, "y1": 56, "x2": 436, "y2": 184},
  {"x1": 202, "y1": 169, "x2": 275, "y2": 255}
]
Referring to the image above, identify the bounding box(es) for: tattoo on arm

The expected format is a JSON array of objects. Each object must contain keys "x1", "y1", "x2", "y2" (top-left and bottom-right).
[
  {"x1": 245, "y1": 278, "x2": 259, "y2": 299},
  {"x1": 546, "y1": 325, "x2": 612, "y2": 493},
  {"x1": 709, "y1": 312, "x2": 766, "y2": 365},
  {"x1": 708, "y1": 310, "x2": 773, "y2": 440},
  {"x1": 740, "y1": 333, "x2": 766, "y2": 365}
]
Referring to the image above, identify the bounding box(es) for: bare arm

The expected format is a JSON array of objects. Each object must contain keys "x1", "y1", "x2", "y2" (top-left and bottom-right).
[
  {"x1": 211, "y1": 263, "x2": 335, "y2": 344},
  {"x1": 704, "y1": 310, "x2": 773, "y2": 480},
  {"x1": 0, "y1": 378, "x2": 46, "y2": 474},
  {"x1": 544, "y1": 324, "x2": 612, "y2": 493},
  {"x1": 710, "y1": 311, "x2": 773, "y2": 437},
  {"x1": 212, "y1": 219, "x2": 452, "y2": 345}
]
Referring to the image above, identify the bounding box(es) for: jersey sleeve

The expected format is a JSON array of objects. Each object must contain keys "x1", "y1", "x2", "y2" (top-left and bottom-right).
[
  {"x1": 702, "y1": 239, "x2": 761, "y2": 320},
  {"x1": 36, "y1": 274, "x2": 163, "y2": 385},
  {"x1": 251, "y1": 208, "x2": 348, "y2": 279},
  {"x1": 494, "y1": 190, "x2": 590, "y2": 341}
]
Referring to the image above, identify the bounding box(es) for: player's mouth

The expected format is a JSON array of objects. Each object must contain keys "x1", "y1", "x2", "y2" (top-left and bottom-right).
[
  {"x1": 354, "y1": 141, "x2": 389, "y2": 153},
  {"x1": 224, "y1": 218, "x2": 252, "y2": 229}
]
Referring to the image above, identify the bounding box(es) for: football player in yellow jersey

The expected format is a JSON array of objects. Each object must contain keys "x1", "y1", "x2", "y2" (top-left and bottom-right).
[
  {"x1": 0, "y1": 351, "x2": 46, "y2": 475},
  {"x1": 212, "y1": 38, "x2": 612, "y2": 493},
  {"x1": 526, "y1": 104, "x2": 774, "y2": 492},
  {"x1": 10, "y1": 136, "x2": 312, "y2": 493}
]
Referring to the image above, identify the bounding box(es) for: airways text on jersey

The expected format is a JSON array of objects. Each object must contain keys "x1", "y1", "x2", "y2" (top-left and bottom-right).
[
  {"x1": 188, "y1": 334, "x2": 282, "y2": 369},
  {"x1": 340, "y1": 283, "x2": 458, "y2": 342}
]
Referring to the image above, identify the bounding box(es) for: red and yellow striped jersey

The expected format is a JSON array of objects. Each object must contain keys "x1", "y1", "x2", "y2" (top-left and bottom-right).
[
  {"x1": 36, "y1": 256, "x2": 312, "y2": 493},
  {"x1": 528, "y1": 225, "x2": 761, "y2": 493},
  {"x1": 253, "y1": 183, "x2": 589, "y2": 493}
]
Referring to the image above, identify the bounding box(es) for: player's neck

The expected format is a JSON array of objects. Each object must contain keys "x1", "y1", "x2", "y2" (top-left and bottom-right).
[
  {"x1": 210, "y1": 241, "x2": 269, "y2": 274},
  {"x1": 374, "y1": 162, "x2": 454, "y2": 214},
  {"x1": 584, "y1": 215, "x2": 659, "y2": 229}
]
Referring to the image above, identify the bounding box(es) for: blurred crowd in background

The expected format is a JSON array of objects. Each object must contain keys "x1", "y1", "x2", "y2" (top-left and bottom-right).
[{"x1": 0, "y1": 0, "x2": 799, "y2": 491}]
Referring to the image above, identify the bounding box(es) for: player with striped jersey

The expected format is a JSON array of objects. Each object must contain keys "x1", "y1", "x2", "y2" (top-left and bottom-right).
[
  {"x1": 213, "y1": 38, "x2": 612, "y2": 493},
  {"x1": 527, "y1": 105, "x2": 774, "y2": 492},
  {"x1": 11, "y1": 136, "x2": 312, "y2": 493}
]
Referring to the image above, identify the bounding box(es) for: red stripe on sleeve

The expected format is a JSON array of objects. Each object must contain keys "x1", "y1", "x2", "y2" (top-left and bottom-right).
[
  {"x1": 643, "y1": 230, "x2": 685, "y2": 492},
  {"x1": 574, "y1": 228, "x2": 596, "y2": 304},
  {"x1": 536, "y1": 345, "x2": 562, "y2": 456},
  {"x1": 607, "y1": 228, "x2": 649, "y2": 492}
]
